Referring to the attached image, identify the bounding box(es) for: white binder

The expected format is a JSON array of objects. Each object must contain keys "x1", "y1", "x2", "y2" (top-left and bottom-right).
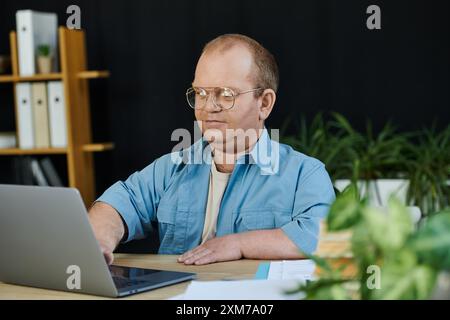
[
  {"x1": 15, "y1": 83, "x2": 34, "y2": 149},
  {"x1": 16, "y1": 10, "x2": 58, "y2": 76},
  {"x1": 47, "y1": 81, "x2": 67, "y2": 148}
]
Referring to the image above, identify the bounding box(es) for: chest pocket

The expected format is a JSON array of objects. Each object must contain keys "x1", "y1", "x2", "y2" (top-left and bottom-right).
[
  {"x1": 233, "y1": 208, "x2": 292, "y2": 233},
  {"x1": 233, "y1": 209, "x2": 275, "y2": 232},
  {"x1": 156, "y1": 206, "x2": 189, "y2": 254}
]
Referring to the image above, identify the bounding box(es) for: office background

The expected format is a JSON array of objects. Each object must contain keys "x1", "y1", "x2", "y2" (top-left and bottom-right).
[{"x1": 0, "y1": 0, "x2": 449, "y2": 195}]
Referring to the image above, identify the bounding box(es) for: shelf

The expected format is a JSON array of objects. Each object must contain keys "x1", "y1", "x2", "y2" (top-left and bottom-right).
[
  {"x1": 77, "y1": 70, "x2": 110, "y2": 79},
  {"x1": 0, "y1": 70, "x2": 109, "y2": 83},
  {"x1": 82, "y1": 142, "x2": 114, "y2": 152},
  {"x1": 0, "y1": 143, "x2": 114, "y2": 155},
  {"x1": 0, "y1": 75, "x2": 15, "y2": 82},
  {"x1": 0, "y1": 147, "x2": 67, "y2": 155},
  {"x1": 0, "y1": 73, "x2": 63, "y2": 83}
]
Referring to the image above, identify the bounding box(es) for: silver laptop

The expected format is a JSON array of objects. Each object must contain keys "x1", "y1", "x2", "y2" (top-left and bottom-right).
[{"x1": 0, "y1": 184, "x2": 196, "y2": 298}]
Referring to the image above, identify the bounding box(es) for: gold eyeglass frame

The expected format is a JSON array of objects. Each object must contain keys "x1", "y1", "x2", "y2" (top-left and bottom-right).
[{"x1": 186, "y1": 86, "x2": 264, "y2": 110}]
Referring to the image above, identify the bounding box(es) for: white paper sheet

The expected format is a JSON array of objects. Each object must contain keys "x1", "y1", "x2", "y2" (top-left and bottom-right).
[
  {"x1": 177, "y1": 279, "x2": 305, "y2": 300},
  {"x1": 267, "y1": 259, "x2": 316, "y2": 280}
]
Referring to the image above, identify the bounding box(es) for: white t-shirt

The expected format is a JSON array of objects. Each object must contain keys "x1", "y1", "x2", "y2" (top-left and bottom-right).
[{"x1": 201, "y1": 161, "x2": 231, "y2": 244}]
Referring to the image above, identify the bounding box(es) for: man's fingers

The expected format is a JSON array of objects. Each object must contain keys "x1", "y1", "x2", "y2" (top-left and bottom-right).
[
  {"x1": 178, "y1": 250, "x2": 193, "y2": 262},
  {"x1": 179, "y1": 247, "x2": 206, "y2": 263},
  {"x1": 178, "y1": 245, "x2": 205, "y2": 262},
  {"x1": 183, "y1": 249, "x2": 211, "y2": 265},
  {"x1": 100, "y1": 244, "x2": 114, "y2": 265},
  {"x1": 194, "y1": 253, "x2": 217, "y2": 265},
  {"x1": 104, "y1": 252, "x2": 114, "y2": 265}
]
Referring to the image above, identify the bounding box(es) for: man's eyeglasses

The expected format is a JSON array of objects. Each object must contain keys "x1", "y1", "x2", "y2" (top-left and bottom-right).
[{"x1": 186, "y1": 86, "x2": 263, "y2": 110}]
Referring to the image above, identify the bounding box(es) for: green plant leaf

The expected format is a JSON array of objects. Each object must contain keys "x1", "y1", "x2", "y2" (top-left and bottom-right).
[
  {"x1": 409, "y1": 211, "x2": 450, "y2": 269},
  {"x1": 293, "y1": 278, "x2": 353, "y2": 300},
  {"x1": 351, "y1": 223, "x2": 380, "y2": 299},
  {"x1": 327, "y1": 184, "x2": 362, "y2": 231},
  {"x1": 37, "y1": 44, "x2": 50, "y2": 57},
  {"x1": 373, "y1": 250, "x2": 437, "y2": 300},
  {"x1": 362, "y1": 197, "x2": 414, "y2": 252},
  {"x1": 405, "y1": 125, "x2": 450, "y2": 215}
]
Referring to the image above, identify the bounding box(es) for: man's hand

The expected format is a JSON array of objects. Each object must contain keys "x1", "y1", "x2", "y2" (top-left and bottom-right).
[
  {"x1": 178, "y1": 234, "x2": 243, "y2": 265},
  {"x1": 88, "y1": 202, "x2": 125, "y2": 265},
  {"x1": 178, "y1": 229, "x2": 304, "y2": 265}
]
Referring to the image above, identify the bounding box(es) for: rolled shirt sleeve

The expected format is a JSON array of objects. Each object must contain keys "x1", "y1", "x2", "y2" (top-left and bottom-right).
[{"x1": 281, "y1": 161, "x2": 336, "y2": 255}]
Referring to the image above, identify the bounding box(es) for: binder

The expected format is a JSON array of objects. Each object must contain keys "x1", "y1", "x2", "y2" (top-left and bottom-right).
[
  {"x1": 31, "y1": 82, "x2": 50, "y2": 148},
  {"x1": 16, "y1": 10, "x2": 58, "y2": 76},
  {"x1": 15, "y1": 83, "x2": 34, "y2": 149},
  {"x1": 40, "y1": 157, "x2": 63, "y2": 186},
  {"x1": 47, "y1": 81, "x2": 67, "y2": 148},
  {"x1": 30, "y1": 157, "x2": 49, "y2": 186},
  {"x1": 21, "y1": 156, "x2": 35, "y2": 185}
]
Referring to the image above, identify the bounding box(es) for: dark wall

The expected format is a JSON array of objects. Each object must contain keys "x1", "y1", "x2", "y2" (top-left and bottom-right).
[{"x1": 0, "y1": 0, "x2": 449, "y2": 196}]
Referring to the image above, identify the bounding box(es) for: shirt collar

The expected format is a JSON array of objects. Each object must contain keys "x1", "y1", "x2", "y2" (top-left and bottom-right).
[
  {"x1": 190, "y1": 127, "x2": 278, "y2": 175},
  {"x1": 242, "y1": 127, "x2": 278, "y2": 175}
]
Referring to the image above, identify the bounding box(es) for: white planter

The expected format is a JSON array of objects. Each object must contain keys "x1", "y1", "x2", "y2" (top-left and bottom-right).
[
  {"x1": 334, "y1": 179, "x2": 409, "y2": 205},
  {"x1": 334, "y1": 179, "x2": 422, "y2": 224},
  {"x1": 37, "y1": 56, "x2": 52, "y2": 74}
]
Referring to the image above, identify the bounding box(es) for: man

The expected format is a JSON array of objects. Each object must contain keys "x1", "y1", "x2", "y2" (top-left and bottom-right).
[{"x1": 89, "y1": 34, "x2": 335, "y2": 266}]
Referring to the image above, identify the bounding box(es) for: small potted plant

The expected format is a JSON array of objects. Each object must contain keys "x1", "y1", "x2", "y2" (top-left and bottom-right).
[{"x1": 36, "y1": 44, "x2": 52, "y2": 74}]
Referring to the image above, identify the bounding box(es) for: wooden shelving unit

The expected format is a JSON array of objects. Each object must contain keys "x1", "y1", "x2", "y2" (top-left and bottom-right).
[
  {"x1": 82, "y1": 142, "x2": 114, "y2": 152},
  {"x1": 0, "y1": 148, "x2": 67, "y2": 155},
  {"x1": 0, "y1": 71, "x2": 109, "y2": 82},
  {"x1": 0, "y1": 27, "x2": 113, "y2": 206},
  {"x1": 0, "y1": 73, "x2": 62, "y2": 82}
]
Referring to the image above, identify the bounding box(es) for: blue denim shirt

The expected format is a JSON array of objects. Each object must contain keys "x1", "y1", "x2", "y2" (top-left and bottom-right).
[{"x1": 97, "y1": 128, "x2": 335, "y2": 255}]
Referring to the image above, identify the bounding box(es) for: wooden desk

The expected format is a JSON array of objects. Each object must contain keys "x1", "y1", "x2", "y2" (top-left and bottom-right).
[
  {"x1": 0, "y1": 254, "x2": 266, "y2": 300},
  {"x1": 0, "y1": 254, "x2": 354, "y2": 300}
]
